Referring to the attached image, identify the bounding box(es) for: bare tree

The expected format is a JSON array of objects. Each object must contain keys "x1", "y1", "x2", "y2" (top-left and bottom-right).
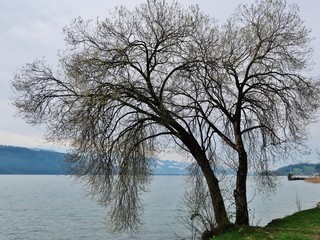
[
  {"x1": 11, "y1": 0, "x2": 319, "y2": 235},
  {"x1": 12, "y1": 0, "x2": 230, "y2": 232},
  {"x1": 187, "y1": 0, "x2": 319, "y2": 225}
]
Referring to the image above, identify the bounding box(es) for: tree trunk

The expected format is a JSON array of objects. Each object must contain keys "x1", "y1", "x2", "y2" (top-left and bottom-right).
[
  {"x1": 234, "y1": 147, "x2": 249, "y2": 225},
  {"x1": 233, "y1": 106, "x2": 249, "y2": 225},
  {"x1": 202, "y1": 161, "x2": 231, "y2": 229},
  {"x1": 166, "y1": 116, "x2": 230, "y2": 229},
  {"x1": 184, "y1": 135, "x2": 231, "y2": 229}
]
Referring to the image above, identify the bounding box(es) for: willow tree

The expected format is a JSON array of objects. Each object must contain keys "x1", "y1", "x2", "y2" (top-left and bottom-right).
[
  {"x1": 195, "y1": 0, "x2": 319, "y2": 225},
  {"x1": 12, "y1": 0, "x2": 319, "y2": 234},
  {"x1": 12, "y1": 0, "x2": 230, "y2": 232}
]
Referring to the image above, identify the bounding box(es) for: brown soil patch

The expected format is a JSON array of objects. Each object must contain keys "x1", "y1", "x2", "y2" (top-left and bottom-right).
[{"x1": 304, "y1": 177, "x2": 320, "y2": 184}]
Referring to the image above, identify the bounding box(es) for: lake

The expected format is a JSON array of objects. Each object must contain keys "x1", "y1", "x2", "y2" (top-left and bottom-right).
[{"x1": 0, "y1": 175, "x2": 319, "y2": 239}]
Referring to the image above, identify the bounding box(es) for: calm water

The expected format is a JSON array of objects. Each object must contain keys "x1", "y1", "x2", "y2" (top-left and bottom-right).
[{"x1": 0, "y1": 175, "x2": 319, "y2": 240}]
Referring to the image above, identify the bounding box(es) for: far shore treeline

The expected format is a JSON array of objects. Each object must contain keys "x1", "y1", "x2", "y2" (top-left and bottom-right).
[
  {"x1": 0, "y1": 145, "x2": 189, "y2": 175},
  {"x1": 1, "y1": 145, "x2": 319, "y2": 176}
]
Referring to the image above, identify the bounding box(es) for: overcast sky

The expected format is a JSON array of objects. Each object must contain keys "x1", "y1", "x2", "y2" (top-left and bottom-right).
[{"x1": 1, "y1": 0, "x2": 319, "y2": 162}]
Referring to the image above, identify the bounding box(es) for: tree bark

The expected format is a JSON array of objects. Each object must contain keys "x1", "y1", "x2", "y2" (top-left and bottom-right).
[
  {"x1": 182, "y1": 133, "x2": 231, "y2": 229},
  {"x1": 234, "y1": 146, "x2": 249, "y2": 225},
  {"x1": 199, "y1": 156, "x2": 231, "y2": 229},
  {"x1": 165, "y1": 114, "x2": 231, "y2": 229},
  {"x1": 233, "y1": 98, "x2": 249, "y2": 226}
]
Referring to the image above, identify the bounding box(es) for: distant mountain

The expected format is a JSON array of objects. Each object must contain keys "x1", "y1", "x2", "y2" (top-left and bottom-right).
[
  {"x1": 0, "y1": 145, "x2": 67, "y2": 174},
  {"x1": 274, "y1": 163, "x2": 320, "y2": 176},
  {"x1": 153, "y1": 159, "x2": 189, "y2": 175},
  {"x1": 0, "y1": 145, "x2": 190, "y2": 175}
]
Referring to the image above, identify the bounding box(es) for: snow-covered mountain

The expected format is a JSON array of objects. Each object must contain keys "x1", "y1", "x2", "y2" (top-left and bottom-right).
[{"x1": 153, "y1": 159, "x2": 190, "y2": 175}]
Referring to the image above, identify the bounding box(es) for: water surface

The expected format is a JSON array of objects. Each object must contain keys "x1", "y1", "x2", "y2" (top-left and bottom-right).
[{"x1": 0, "y1": 175, "x2": 319, "y2": 239}]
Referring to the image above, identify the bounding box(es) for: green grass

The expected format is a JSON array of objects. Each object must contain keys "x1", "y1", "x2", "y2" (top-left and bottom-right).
[{"x1": 211, "y1": 208, "x2": 320, "y2": 240}]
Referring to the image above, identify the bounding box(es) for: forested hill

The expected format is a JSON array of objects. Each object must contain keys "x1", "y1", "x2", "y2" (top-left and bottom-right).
[
  {"x1": 0, "y1": 145, "x2": 189, "y2": 175},
  {"x1": 2, "y1": 145, "x2": 319, "y2": 176},
  {"x1": 274, "y1": 163, "x2": 320, "y2": 176},
  {"x1": 0, "y1": 145, "x2": 67, "y2": 174}
]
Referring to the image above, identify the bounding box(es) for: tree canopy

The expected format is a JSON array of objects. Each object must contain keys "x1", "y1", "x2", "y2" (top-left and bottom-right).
[{"x1": 12, "y1": 0, "x2": 319, "y2": 235}]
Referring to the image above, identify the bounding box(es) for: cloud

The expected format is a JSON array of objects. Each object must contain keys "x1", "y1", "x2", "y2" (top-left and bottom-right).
[
  {"x1": 0, "y1": 0, "x2": 319, "y2": 162},
  {"x1": 0, "y1": 130, "x2": 46, "y2": 148}
]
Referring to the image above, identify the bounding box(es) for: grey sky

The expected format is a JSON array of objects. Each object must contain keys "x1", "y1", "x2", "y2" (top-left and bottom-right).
[{"x1": 0, "y1": 0, "x2": 319, "y2": 162}]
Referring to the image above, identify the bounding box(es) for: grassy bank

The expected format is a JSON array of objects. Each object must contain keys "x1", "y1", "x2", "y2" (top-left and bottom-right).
[{"x1": 211, "y1": 207, "x2": 320, "y2": 240}]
